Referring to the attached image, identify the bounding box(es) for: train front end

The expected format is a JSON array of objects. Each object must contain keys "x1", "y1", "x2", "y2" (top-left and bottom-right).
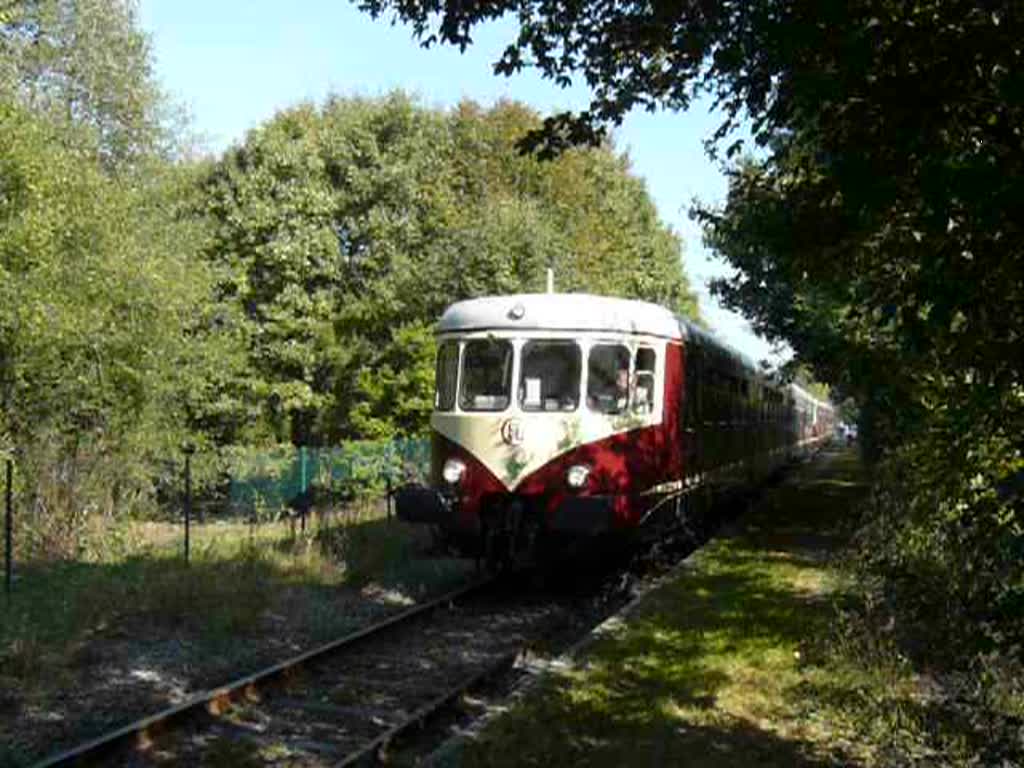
[{"x1": 395, "y1": 294, "x2": 685, "y2": 565}]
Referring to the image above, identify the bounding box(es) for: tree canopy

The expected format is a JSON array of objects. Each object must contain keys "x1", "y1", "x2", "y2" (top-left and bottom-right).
[
  {"x1": 0, "y1": 0, "x2": 173, "y2": 167},
  {"x1": 199, "y1": 93, "x2": 698, "y2": 443},
  {"x1": 0, "y1": 1, "x2": 235, "y2": 550}
]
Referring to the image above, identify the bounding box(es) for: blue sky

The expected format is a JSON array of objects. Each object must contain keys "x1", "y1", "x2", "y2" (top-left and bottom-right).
[{"x1": 139, "y1": 0, "x2": 778, "y2": 362}]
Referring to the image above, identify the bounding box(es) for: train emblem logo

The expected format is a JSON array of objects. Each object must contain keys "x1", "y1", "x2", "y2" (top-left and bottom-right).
[{"x1": 500, "y1": 418, "x2": 525, "y2": 446}]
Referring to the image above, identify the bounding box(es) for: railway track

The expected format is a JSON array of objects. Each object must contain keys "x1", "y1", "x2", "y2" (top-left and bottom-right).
[
  {"x1": 33, "y1": 490, "x2": 737, "y2": 767},
  {"x1": 33, "y1": 576, "x2": 508, "y2": 767},
  {"x1": 32, "y1": 564, "x2": 637, "y2": 767}
]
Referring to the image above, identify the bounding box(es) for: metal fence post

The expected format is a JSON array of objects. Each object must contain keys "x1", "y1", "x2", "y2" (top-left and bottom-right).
[
  {"x1": 183, "y1": 444, "x2": 195, "y2": 566},
  {"x1": 300, "y1": 446, "x2": 308, "y2": 534},
  {"x1": 5, "y1": 457, "x2": 13, "y2": 604},
  {"x1": 198, "y1": 459, "x2": 205, "y2": 525}
]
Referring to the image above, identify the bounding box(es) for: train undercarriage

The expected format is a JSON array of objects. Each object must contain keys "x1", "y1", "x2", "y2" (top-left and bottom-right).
[{"x1": 398, "y1": 482, "x2": 729, "y2": 571}]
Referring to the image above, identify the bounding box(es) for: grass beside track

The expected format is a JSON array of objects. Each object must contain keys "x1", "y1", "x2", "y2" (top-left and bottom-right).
[
  {"x1": 457, "y1": 449, "x2": 871, "y2": 768},
  {"x1": 0, "y1": 503, "x2": 473, "y2": 765}
]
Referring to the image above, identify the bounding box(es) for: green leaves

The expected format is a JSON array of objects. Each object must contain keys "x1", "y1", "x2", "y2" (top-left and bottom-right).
[
  {"x1": 0, "y1": 0, "x2": 169, "y2": 169},
  {"x1": 200, "y1": 93, "x2": 698, "y2": 443},
  {"x1": 0, "y1": 100, "x2": 229, "y2": 548}
]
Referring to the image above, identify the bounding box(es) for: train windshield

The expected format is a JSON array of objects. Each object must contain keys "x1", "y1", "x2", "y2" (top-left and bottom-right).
[
  {"x1": 459, "y1": 339, "x2": 513, "y2": 411},
  {"x1": 519, "y1": 341, "x2": 581, "y2": 412}
]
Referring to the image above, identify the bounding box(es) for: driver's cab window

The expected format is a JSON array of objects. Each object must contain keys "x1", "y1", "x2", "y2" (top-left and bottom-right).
[{"x1": 634, "y1": 347, "x2": 657, "y2": 414}]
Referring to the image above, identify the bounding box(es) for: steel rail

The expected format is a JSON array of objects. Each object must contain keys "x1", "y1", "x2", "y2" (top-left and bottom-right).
[
  {"x1": 33, "y1": 575, "x2": 501, "y2": 768},
  {"x1": 336, "y1": 648, "x2": 522, "y2": 767}
]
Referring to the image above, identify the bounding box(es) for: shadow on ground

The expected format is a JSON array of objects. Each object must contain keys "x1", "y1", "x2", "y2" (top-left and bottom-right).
[{"x1": 0, "y1": 514, "x2": 471, "y2": 766}]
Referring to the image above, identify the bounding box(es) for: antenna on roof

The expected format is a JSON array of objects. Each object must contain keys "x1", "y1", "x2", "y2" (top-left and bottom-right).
[{"x1": 546, "y1": 267, "x2": 555, "y2": 294}]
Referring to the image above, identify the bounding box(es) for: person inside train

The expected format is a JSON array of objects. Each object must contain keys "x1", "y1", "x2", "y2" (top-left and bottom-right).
[
  {"x1": 615, "y1": 367, "x2": 630, "y2": 408},
  {"x1": 587, "y1": 344, "x2": 631, "y2": 413}
]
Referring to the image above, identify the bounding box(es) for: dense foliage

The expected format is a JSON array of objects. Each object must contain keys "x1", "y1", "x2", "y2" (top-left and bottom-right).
[
  {"x1": 0, "y1": 0, "x2": 172, "y2": 166},
  {"x1": 198, "y1": 95, "x2": 698, "y2": 445},
  {"x1": 0, "y1": 101, "x2": 241, "y2": 552},
  {"x1": 693, "y1": 7, "x2": 1024, "y2": 669},
  {"x1": 0, "y1": 2, "x2": 230, "y2": 555}
]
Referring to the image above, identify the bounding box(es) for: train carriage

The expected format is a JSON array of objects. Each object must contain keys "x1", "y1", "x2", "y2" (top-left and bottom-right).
[{"x1": 396, "y1": 293, "x2": 832, "y2": 564}]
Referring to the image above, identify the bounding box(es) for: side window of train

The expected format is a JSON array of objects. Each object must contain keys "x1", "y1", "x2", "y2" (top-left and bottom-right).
[
  {"x1": 520, "y1": 340, "x2": 582, "y2": 412},
  {"x1": 634, "y1": 347, "x2": 656, "y2": 414},
  {"x1": 684, "y1": 345, "x2": 699, "y2": 426},
  {"x1": 435, "y1": 341, "x2": 458, "y2": 411},
  {"x1": 716, "y1": 369, "x2": 727, "y2": 423},
  {"x1": 587, "y1": 344, "x2": 630, "y2": 413},
  {"x1": 703, "y1": 366, "x2": 717, "y2": 423},
  {"x1": 716, "y1": 368, "x2": 726, "y2": 422}
]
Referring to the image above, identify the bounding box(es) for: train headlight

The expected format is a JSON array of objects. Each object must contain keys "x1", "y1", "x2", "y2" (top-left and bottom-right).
[
  {"x1": 566, "y1": 464, "x2": 590, "y2": 489},
  {"x1": 442, "y1": 458, "x2": 466, "y2": 485}
]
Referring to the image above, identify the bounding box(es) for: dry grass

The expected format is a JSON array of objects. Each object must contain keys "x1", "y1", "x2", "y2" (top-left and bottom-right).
[{"x1": 0, "y1": 501, "x2": 473, "y2": 765}]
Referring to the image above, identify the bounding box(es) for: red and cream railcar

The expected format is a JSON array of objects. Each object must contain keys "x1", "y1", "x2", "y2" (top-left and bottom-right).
[{"x1": 396, "y1": 293, "x2": 832, "y2": 562}]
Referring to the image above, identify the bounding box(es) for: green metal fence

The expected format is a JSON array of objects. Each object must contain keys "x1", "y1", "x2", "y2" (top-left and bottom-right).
[{"x1": 228, "y1": 439, "x2": 430, "y2": 515}]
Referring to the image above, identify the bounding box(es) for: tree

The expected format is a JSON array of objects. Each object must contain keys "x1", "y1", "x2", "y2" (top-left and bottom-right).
[
  {"x1": 0, "y1": 0, "x2": 247, "y2": 556},
  {"x1": 0, "y1": 102, "x2": 227, "y2": 554},
  {"x1": 199, "y1": 93, "x2": 698, "y2": 442},
  {"x1": 0, "y1": 0, "x2": 171, "y2": 167}
]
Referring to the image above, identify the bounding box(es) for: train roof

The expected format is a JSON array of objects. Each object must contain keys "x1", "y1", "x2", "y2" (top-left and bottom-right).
[
  {"x1": 437, "y1": 292, "x2": 761, "y2": 368},
  {"x1": 438, "y1": 293, "x2": 683, "y2": 338}
]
